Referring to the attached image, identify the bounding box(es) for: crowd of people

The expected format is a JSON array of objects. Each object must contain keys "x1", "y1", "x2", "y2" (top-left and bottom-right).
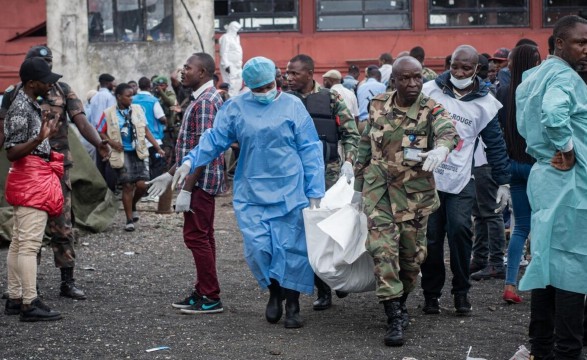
[{"x1": 2, "y1": 13, "x2": 587, "y2": 359}]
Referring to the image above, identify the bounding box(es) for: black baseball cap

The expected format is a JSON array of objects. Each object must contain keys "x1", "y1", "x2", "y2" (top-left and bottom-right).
[
  {"x1": 25, "y1": 45, "x2": 53, "y2": 60},
  {"x1": 98, "y1": 73, "x2": 115, "y2": 82},
  {"x1": 19, "y1": 57, "x2": 62, "y2": 84}
]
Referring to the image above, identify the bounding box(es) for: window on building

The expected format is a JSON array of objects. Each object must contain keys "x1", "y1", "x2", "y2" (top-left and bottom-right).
[
  {"x1": 214, "y1": 0, "x2": 298, "y2": 32},
  {"x1": 428, "y1": 0, "x2": 528, "y2": 28},
  {"x1": 88, "y1": 0, "x2": 173, "y2": 42},
  {"x1": 543, "y1": 0, "x2": 586, "y2": 27},
  {"x1": 316, "y1": 0, "x2": 411, "y2": 31}
]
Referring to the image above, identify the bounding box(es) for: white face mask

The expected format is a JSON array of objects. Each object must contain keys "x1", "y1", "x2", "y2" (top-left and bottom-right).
[{"x1": 450, "y1": 65, "x2": 478, "y2": 90}]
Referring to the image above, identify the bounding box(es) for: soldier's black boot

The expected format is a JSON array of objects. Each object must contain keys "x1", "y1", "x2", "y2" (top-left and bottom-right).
[
  {"x1": 383, "y1": 299, "x2": 404, "y2": 347},
  {"x1": 399, "y1": 293, "x2": 409, "y2": 329},
  {"x1": 265, "y1": 279, "x2": 284, "y2": 324},
  {"x1": 284, "y1": 289, "x2": 303, "y2": 329},
  {"x1": 60, "y1": 267, "x2": 87, "y2": 300},
  {"x1": 312, "y1": 275, "x2": 332, "y2": 310}
]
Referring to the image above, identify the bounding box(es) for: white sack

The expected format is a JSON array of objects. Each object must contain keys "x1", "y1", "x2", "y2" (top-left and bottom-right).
[{"x1": 303, "y1": 178, "x2": 375, "y2": 293}]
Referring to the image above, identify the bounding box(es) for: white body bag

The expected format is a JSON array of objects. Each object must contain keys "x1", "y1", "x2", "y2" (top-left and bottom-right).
[{"x1": 303, "y1": 177, "x2": 376, "y2": 293}]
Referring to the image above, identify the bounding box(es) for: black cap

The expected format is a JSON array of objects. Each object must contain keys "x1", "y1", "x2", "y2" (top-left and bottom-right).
[
  {"x1": 19, "y1": 57, "x2": 62, "y2": 84},
  {"x1": 25, "y1": 45, "x2": 53, "y2": 60},
  {"x1": 98, "y1": 73, "x2": 115, "y2": 83}
]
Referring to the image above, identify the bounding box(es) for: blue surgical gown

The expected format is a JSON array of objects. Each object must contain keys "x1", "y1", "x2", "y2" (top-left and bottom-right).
[
  {"x1": 516, "y1": 56, "x2": 587, "y2": 294},
  {"x1": 182, "y1": 92, "x2": 325, "y2": 294}
]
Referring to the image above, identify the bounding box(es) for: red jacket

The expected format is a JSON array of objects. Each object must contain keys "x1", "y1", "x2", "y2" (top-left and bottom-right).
[{"x1": 5, "y1": 152, "x2": 64, "y2": 217}]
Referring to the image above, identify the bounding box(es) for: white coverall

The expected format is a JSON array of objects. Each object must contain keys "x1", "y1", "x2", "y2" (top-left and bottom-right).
[{"x1": 219, "y1": 21, "x2": 243, "y2": 97}]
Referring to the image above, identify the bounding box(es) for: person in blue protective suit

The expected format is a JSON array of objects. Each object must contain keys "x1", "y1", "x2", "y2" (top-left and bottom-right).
[
  {"x1": 516, "y1": 15, "x2": 587, "y2": 359},
  {"x1": 151, "y1": 56, "x2": 325, "y2": 328}
]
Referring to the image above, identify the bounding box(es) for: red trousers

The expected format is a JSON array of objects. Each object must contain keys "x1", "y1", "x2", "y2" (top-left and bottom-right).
[{"x1": 183, "y1": 187, "x2": 220, "y2": 300}]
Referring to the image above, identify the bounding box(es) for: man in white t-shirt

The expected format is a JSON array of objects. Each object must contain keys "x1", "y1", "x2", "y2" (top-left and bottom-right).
[
  {"x1": 379, "y1": 53, "x2": 393, "y2": 86},
  {"x1": 322, "y1": 69, "x2": 359, "y2": 123}
]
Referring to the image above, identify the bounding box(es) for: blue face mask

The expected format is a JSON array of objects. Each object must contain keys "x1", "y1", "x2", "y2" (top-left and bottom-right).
[{"x1": 252, "y1": 87, "x2": 278, "y2": 105}]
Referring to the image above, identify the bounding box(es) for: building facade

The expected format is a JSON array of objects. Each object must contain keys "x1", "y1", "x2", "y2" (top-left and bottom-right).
[
  {"x1": 0, "y1": 1, "x2": 584, "y2": 93},
  {"x1": 0, "y1": 1, "x2": 47, "y2": 92},
  {"x1": 214, "y1": 0, "x2": 584, "y2": 79},
  {"x1": 0, "y1": 0, "x2": 215, "y2": 97},
  {"x1": 48, "y1": 0, "x2": 214, "y2": 97}
]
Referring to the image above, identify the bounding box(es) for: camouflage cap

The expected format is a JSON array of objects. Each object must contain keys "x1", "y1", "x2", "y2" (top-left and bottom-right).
[
  {"x1": 26, "y1": 45, "x2": 53, "y2": 60},
  {"x1": 153, "y1": 76, "x2": 168, "y2": 85}
]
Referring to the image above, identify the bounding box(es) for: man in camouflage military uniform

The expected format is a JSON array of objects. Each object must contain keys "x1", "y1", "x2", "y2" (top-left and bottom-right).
[
  {"x1": 409, "y1": 46, "x2": 438, "y2": 82},
  {"x1": 152, "y1": 76, "x2": 178, "y2": 170},
  {"x1": 286, "y1": 54, "x2": 360, "y2": 310},
  {"x1": 0, "y1": 46, "x2": 111, "y2": 300},
  {"x1": 153, "y1": 76, "x2": 177, "y2": 128},
  {"x1": 354, "y1": 57, "x2": 458, "y2": 346}
]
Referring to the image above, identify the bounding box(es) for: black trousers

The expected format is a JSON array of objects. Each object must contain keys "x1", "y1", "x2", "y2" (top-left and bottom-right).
[
  {"x1": 421, "y1": 180, "x2": 476, "y2": 298},
  {"x1": 529, "y1": 286, "x2": 584, "y2": 360}
]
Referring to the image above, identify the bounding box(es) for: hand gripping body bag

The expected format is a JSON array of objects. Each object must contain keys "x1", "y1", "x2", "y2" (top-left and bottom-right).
[{"x1": 303, "y1": 177, "x2": 376, "y2": 293}]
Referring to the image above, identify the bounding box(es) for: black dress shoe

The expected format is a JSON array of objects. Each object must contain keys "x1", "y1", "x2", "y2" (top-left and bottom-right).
[
  {"x1": 4, "y1": 298, "x2": 22, "y2": 315},
  {"x1": 454, "y1": 293, "x2": 472, "y2": 315},
  {"x1": 422, "y1": 297, "x2": 440, "y2": 314},
  {"x1": 312, "y1": 292, "x2": 332, "y2": 311},
  {"x1": 19, "y1": 299, "x2": 62, "y2": 322},
  {"x1": 471, "y1": 265, "x2": 506, "y2": 281}
]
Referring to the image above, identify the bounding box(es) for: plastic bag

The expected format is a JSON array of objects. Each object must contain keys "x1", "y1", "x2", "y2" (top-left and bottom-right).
[
  {"x1": 303, "y1": 177, "x2": 376, "y2": 293},
  {"x1": 320, "y1": 176, "x2": 356, "y2": 210},
  {"x1": 466, "y1": 346, "x2": 487, "y2": 360},
  {"x1": 508, "y1": 345, "x2": 530, "y2": 360}
]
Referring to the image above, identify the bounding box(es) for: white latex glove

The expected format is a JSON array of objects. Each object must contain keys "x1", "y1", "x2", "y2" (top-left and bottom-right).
[
  {"x1": 171, "y1": 160, "x2": 192, "y2": 191},
  {"x1": 175, "y1": 190, "x2": 192, "y2": 213},
  {"x1": 495, "y1": 184, "x2": 511, "y2": 213},
  {"x1": 146, "y1": 172, "x2": 172, "y2": 197},
  {"x1": 340, "y1": 161, "x2": 354, "y2": 183},
  {"x1": 309, "y1": 198, "x2": 321, "y2": 209},
  {"x1": 418, "y1": 146, "x2": 449, "y2": 172}
]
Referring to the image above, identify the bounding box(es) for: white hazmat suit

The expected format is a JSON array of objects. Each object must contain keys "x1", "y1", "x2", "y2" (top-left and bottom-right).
[{"x1": 219, "y1": 21, "x2": 243, "y2": 97}]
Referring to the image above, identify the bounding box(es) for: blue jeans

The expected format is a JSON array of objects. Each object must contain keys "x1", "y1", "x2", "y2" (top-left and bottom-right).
[
  {"x1": 421, "y1": 179, "x2": 476, "y2": 298},
  {"x1": 505, "y1": 160, "x2": 532, "y2": 286},
  {"x1": 471, "y1": 165, "x2": 506, "y2": 268}
]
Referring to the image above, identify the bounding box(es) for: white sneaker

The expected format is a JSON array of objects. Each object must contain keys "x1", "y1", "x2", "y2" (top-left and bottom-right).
[
  {"x1": 142, "y1": 195, "x2": 159, "y2": 203},
  {"x1": 519, "y1": 258, "x2": 529, "y2": 267},
  {"x1": 125, "y1": 221, "x2": 135, "y2": 232}
]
